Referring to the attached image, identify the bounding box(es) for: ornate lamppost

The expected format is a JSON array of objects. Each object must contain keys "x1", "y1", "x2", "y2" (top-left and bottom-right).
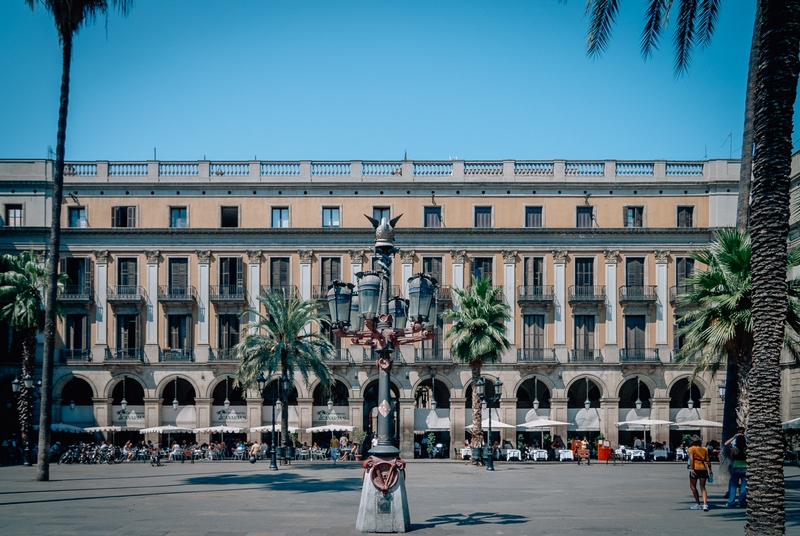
[
  {"x1": 257, "y1": 373, "x2": 288, "y2": 471},
  {"x1": 475, "y1": 377, "x2": 503, "y2": 471},
  {"x1": 327, "y1": 215, "x2": 437, "y2": 533}
]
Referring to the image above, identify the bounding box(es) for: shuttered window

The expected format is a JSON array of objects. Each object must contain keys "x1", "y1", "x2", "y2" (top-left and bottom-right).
[
  {"x1": 676, "y1": 257, "x2": 695, "y2": 287},
  {"x1": 117, "y1": 314, "x2": 140, "y2": 349},
  {"x1": 525, "y1": 207, "x2": 543, "y2": 228},
  {"x1": 167, "y1": 314, "x2": 191, "y2": 350},
  {"x1": 626, "y1": 257, "x2": 645, "y2": 287},
  {"x1": 65, "y1": 314, "x2": 87, "y2": 350},
  {"x1": 576, "y1": 207, "x2": 593, "y2": 228},
  {"x1": 270, "y1": 257, "x2": 290, "y2": 289},
  {"x1": 111, "y1": 206, "x2": 137, "y2": 228},
  {"x1": 117, "y1": 258, "x2": 138, "y2": 287},
  {"x1": 68, "y1": 207, "x2": 86, "y2": 228},
  {"x1": 625, "y1": 315, "x2": 646, "y2": 350},
  {"x1": 219, "y1": 257, "x2": 243, "y2": 287},
  {"x1": 424, "y1": 207, "x2": 442, "y2": 228},
  {"x1": 677, "y1": 206, "x2": 694, "y2": 228},
  {"x1": 472, "y1": 257, "x2": 493, "y2": 283},
  {"x1": 60, "y1": 257, "x2": 93, "y2": 290},
  {"x1": 523, "y1": 314, "x2": 545, "y2": 349},
  {"x1": 218, "y1": 314, "x2": 240, "y2": 349},
  {"x1": 321, "y1": 257, "x2": 341, "y2": 288},
  {"x1": 523, "y1": 257, "x2": 544, "y2": 287},
  {"x1": 474, "y1": 207, "x2": 492, "y2": 228},
  {"x1": 168, "y1": 259, "x2": 189, "y2": 292},
  {"x1": 574, "y1": 315, "x2": 595, "y2": 352},
  {"x1": 624, "y1": 206, "x2": 644, "y2": 227},
  {"x1": 422, "y1": 257, "x2": 443, "y2": 283}
]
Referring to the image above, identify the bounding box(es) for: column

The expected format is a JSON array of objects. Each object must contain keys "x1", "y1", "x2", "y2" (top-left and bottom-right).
[
  {"x1": 144, "y1": 250, "x2": 160, "y2": 363},
  {"x1": 400, "y1": 397, "x2": 415, "y2": 457},
  {"x1": 450, "y1": 250, "x2": 466, "y2": 308},
  {"x1": 143, "y1": 396, "x2": 161, "y2": 443},
  {"x1": 553, "y1": 251, "x2": 567, "y2": 348},
  {"x1": 655, "y1": 251, "x2": 670, "y2": 348},
  {"x1": 246, "y1": 250, "x2": 262, "y2": 328},
  {"x1": 349, "y1": 249, "x2": 365, "y2": 284},
  {"x1": 650, "y1": 397, "x2": 671, "y2": 444},
  {"x1": 93, "y1": 251, "x2": 109, "y2": 360},
  {"x1": 600, "y1": 398, "x2": 619, "y2": 445},
  {"x1": 502, "y1": 251, "x2": 517, "y2": 352},
  {"x1": 400, "y1": 250, "x2": 415, "y2": 298},
  {"x1": 549, "y1": 395, "x2": 569, "y2": 440},
  {"x1": 93, "y1": 397, "x2": 111, "y2": 427},
  {"x1": 195, "y1": 251, "x2": 211, "y2": 362},
  {"x1": 247, "y1": 395, "x2": 262, "y2": 442},
  {"x1": 195, "y1": 397, "x2": 212, "y2": 445},
  {"x1": 604, "y1": 251, "x2": 619, "y2": 353},
  {"x1": 298, "y1": 250, "x2": 313, "y2": 301}
]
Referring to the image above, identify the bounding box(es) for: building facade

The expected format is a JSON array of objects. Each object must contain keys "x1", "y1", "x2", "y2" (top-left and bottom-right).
[{"x1": 2, "y1": 157, "x2": 797, "y2": 453}]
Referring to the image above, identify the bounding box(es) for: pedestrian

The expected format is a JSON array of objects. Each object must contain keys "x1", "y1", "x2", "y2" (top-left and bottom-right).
[
  {"x1": 330, "y1": 435, "x2": 339, "y2": 465},
  {"x1": 687, "y1": 434, "x2": 712, "y2": 511},
  {"x1": 725, "y1": 426, "x2": 747, "y2": 507}
]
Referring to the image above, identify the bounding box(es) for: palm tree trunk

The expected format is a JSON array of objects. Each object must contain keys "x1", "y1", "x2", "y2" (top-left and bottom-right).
[
  {"x1": 746, "y1": 2, "x2": 800, "y2": 533},
  {"x1": 37, "y1": 32, "x2": 72, "y2": 482},
  {"x1": 281, "y1": 360, "x2": 289, "y2": 448},
  {"x1": 19, "y1": 328, "x2": 37, "y2": 461},
  {"x1": 470, "y1": 362, "x2": 482, "y2": 464}
]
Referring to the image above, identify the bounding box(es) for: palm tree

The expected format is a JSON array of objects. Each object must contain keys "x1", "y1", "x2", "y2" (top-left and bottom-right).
[
  {"x1": 25, "y1": 0, "x2": 133, "y2": 482},
  {"x1": 677, "y1": 229, "x2": 800, "y2": 422},
  {"x1": 234, "y1": 291, "x2": 334, "y2": 449},
  {"x1": 584, "y1": 3, "x2": 800, "y2": 531},
  {"x1": 441, "y1": 276, "x2": 511, "y2": 458},
  {"x1": 0, "y1": 250, "x2": 64, "y2": 464}
]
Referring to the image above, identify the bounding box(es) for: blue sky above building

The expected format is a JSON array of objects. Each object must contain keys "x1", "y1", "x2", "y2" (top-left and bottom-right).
[{"x1": 0, "y1": 0, "x2": 773, "y2": 161}]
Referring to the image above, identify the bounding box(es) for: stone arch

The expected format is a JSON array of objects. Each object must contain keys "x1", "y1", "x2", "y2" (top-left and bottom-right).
[
  {"x1": 109, "y1": 375, "x2": 146, "y2": 405},
  {"x1": 60, "y1": 376, "x2": 95, "y2": 405},
  {"x1": 617, "y1": 376, "x2": 653, "y2": 409},
  {"x1": 412, "y1": 373, "x2": 452, "y2": 409},
  {"x1": 565, "y1": 375, "x2": 604, "y2": 408},
  {"x1": 311, "y1": 378, "x2": 351, "y2": 406},
  {"x1": 157, "y1": 375, "x2": 198, "y2": 406},
  {"x1": 668, "y1": 376, "x2": 706, "y2": 408},
  {"x1": 55, "y1": 373, "x2": 98, "y2": 401},
  {"x1": 463, "y1": 374, "x2": 501, "y2": 409},
  {"x1": 516, "y1": 376, "x2": 552, "y2": 409},
  {"x1": 155, "y1": 374, "x2": 201, "y2": 401},
  {"x1": 211, "y1": 376, "x2": 246, "y2": 406}
]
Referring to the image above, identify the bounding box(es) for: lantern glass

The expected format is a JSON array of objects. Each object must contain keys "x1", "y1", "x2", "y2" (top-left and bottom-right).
[
  {"x1": 257, "y1": 373, "x2": 267, "y2": 393},
  {"x1": 172, "y1": 398, "x2": 179, "y2": 410},
  {"x1": 389, "y1": 296, "x2": 407, "y2": 329},
  {"x1": 350, "y1": 293, "x2": 364, "y2": 331},
  {"x1": 357, "y1": 272, "x2": 381, "y2": 318},
  {"x1": 280, "y1": 375, "x2": 290, "y2": 394},
  {"x1": 407, "y1": 274, "x2": 435, "y2": 322},
  {"x1": 121, "y1": 398, "x2": 128, "y2": 411},
  {"x1": 475, "y1": 378, "x2": 486, "y2": 398},
  {"x1": 11, "y1": 378, "x2": 20, "y2": 394},
  {"x1": 327, "y1": 282, "x2": 353, "y2": 326},
  {"x1": 23, "y1": 374, "x2": 33, "y2": 389}
]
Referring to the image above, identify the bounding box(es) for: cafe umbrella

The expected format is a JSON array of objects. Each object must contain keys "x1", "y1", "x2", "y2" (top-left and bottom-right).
[
  {"x1": 616, "y1": 418, "x2": 673, "y2": 451},
  {"x1": 521, "y1": 418, "x2": 571, "y2": 448}
]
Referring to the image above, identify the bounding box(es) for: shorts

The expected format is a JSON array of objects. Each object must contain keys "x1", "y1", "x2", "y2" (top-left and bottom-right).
[{"x1": 691, "y1": 469, "x2": 709, "y2": 480}]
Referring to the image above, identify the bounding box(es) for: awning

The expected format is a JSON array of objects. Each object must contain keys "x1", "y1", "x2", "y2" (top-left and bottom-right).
[
  {"x1": 413, "y1": 409, "x2": 451, "y2": 433},
  {"x1": 306, "y1": 424, "x2": 355, "y2": 433},
  {"x1": 139, "y1": 425, "x2": 194, "y2": 434},
  {"x1": 250, "y1": 424, "x2": 300, "y2": 433}
]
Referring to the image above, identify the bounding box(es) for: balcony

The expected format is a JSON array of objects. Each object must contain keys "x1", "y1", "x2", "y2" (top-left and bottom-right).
[
  {"x1": 568, "y1": 349, "x2": 603, "y2": 363},
  {"x1": 568, "y1": 285, "x2": 606, "y2": 305},
  {"x1": 312, "y1": 285, "x2": 329, "y2": 301},
  {"x1": 435, "y1": 285, "x2": 453, "y2": 304},
  {"x1": 466, "y1": 285, "x2": 505, "y2": 302},
  {"x1": 517, "y1": 348, "x2": 557, "y2": 362},
  {"x1": 58, "y1": 284, "x2": 94, "y2": 303},
  {"x1": 619, "y1": 348, "x2": 660, "y2": 362},
  {"x1": 158, "y1": 285, "x2": 197, "y2": 303},
  {"x1": 105, "y1": 348, "x2": 144, "y2": 362},
  {"x1": 517, "y1": 285, "x2": 555, "y2": 305},
  {"x1": 619, "y1": 285, "x2": 657, "y2": 305},
  {"x1": 106, "y1": 285, "x2": 146, "y2": 304},
  {"x1": 325, "y1": 349, "x2": 352, "y2": 362},
  {"x1": 415, "y1": 347, "x2": 451, "y2": 362},
  {"x1": 209, "y1": 348, "x2": 239, "y2": 361},
  {"x1": 59, "y1": 348, "x2": 91, "y2": 363},
  {"x1": 364, "y1": 348, "x2": 403, "y2": 362},
  {"x1": 161, "y1": 348, "x2": 194, "y2": 362},
  {"x1": 670, "y1": 285, "x2": 697, "y2": 305},
  {"x1": 670, "y1": 348, "x2": 700, "y2": 363},
  {"x1": 260, "y1": 285, "x2": 298, "y2": 300},
  {"x1": 209, "y1": 285, "x2": 246, "y2": 303}
]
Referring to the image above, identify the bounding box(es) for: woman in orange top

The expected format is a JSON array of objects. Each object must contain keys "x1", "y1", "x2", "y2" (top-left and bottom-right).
[{"x1": 687, "y1": 435, "x2": 713, "y2": 511}]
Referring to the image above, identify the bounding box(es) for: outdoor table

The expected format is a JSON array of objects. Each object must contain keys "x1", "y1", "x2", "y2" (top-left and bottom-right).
[
  {"x1": 675, "y1": 448, "x2": 687, "y2": 461},
  {"x1": 652, "y1": 449, "x2": 668, "y2": 460},
  {"x1": 506, "y1": 449, "x2": 522, "y2": 461},
  {"x1": 557, "y1": 449, "x2": 574, "y2": 461},
  {"x1": 296, "y1": 449, "x2": 310, "y2": 460},
  {"x1": 531, "y1": 449, "x2": 548, "y2": 461},
  {"x1": 626, "y1": 449, "x2": 646, "y2": 461},
  {"x1": 460, "y1": 447, "x2": 471, "y2": 460}
]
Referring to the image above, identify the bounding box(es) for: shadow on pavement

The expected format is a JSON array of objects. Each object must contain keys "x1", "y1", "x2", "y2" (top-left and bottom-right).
[
  {"x1": 425, "y1": 511, "x2": 527, "y2": 526},
  {"x1": 184, "y1": 471, "x2": 363, "y2": 492}
]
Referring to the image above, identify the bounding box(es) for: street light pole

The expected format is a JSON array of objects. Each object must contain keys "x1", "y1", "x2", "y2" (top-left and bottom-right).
[
  {"x1": 476, "y1": 377, "x2": 503, "y2": 472},
  {"x1": 257, "y1": 373, "x2": 280, "y2": 471}
]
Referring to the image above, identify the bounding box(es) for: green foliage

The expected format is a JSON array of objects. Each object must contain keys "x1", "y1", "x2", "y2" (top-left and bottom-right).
[
  {"x1": 517, "y1": 433, "x2": 525, "y2": 450},
  {"x1": 426, "y1": 433, "x2": 436, "y2": 454},
  {"x1": 441, "y1": 276, "x2": 511, "y2": 366},
  {"x1": 233, "y1": 291, "x2": 334, "y2": 392},
  {"x1": 288, "y1": 432, "x2": 299, "y2": 445},
  {"x1": 25, "y1": 1, "x2": 134, "y2": 44},
  {"x1": 351, "y1": 427, "x2": 368, "y2": 444},
  {"x1": 0, "y1": 250, "x2": 66, "y2": 332}
]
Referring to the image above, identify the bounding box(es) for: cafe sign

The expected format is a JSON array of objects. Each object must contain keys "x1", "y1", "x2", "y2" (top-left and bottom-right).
[{"x1": 312, "y1": 406, "x2": 350, "y2": 426}]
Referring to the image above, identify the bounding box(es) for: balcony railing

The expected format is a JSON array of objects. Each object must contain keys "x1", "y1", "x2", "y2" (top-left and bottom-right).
[
  {"x1": 568, "y1": 285, "x2": 606, "y2": 304},
  {"x1": 415, "y1": 347, "x2": 452, "y2": 362},
  {"x1": 619, "y1": 348, "x2": 660, "y2": 362},
  {"x1": 365, "y1": 348, "x2": 403, "y2": 362},
  {"x1": 619, "y1": 285, "x2": 657, "y2": 304},
  {"x1": 312, "y1": 285, "x2": 329, "y2": 301},
  {"x1": 261, "y1": 285, "x2": 299, "y2": 300},
  {"x1": 517, "y1": 348, "x2": 557, "y2": 362},
  {"x1": 517, "y1": 285, "x2": 555, "y2": 304},
  {"x1": 59, "y1": 348, "x2": 91, "y2": 363},
  {"x1": 568, "y1": 349, "x2": 603, "y2": 362},
  {"x1": 161, "y1": 348, "x2": 194, "y2": 362},
  {"x1": 209, "y1": 285, "x2": 246, "y2": 302},
  {"x1": 157, "y1": 285, "x2": 197, "y2": 302},
  {"x1": 435, "y1": 286, "x2": 453, "y2": 303},
  {"x1": 107, "y1": 285, "x2": 146, "y2": 303},
  {"x1": 670, "y1": 285, "x2": 697, "y2": 304},
  {"x1": 58, "y1": 284, "x2": 94, "y2": 302},
  {"x1": 105, "y1": 348, "x2": 144, "y2": 362},
  {"x1": 670, "y1": 348, "x2": 700, "y2": 363},
  {"x1": 325, "y1": 349, "x2": 352, "y2": 362},
  {"x1": 465, "y1": 285, "x2": 504, "y2": 301},
  {"x1": 209, "y1": 348, "x2": 239, "y2": 361}
]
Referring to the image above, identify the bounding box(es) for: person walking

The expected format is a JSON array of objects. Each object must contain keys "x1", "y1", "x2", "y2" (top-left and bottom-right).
[
  {"x1": 330, "y1": 435, "x2": 339, "y2": 466},
  {"x1": 725, "y1": 426, "x2": 747, "y2": 507},
  {"x1": 687, "y1": 435, "x2": 712, "y2": 511}
]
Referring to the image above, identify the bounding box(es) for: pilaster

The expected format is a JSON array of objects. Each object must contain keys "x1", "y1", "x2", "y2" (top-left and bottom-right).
[
  {"x1": 450, "y1": 250, "x2": 466, "y2": 308},
  {"x1": 298, "y1": 250, "x2": 313, "y2": 301},
  {"x1": 93, "y1": 250, "x2": 109, "y2": 353},
  {"x1": 196, "y1": 250, "x2": 211, "y2": 362},
  {"x1": 553, "y1": 250, "x2": 567, "y2": 347},
  {"x1": 604, "y1": 250, "x2": 619, "y2": 349},
  {"x1": 502, "y1": 250, "x2": 517, "y2": 353},
  {"x1": 247, "y1": 250, "x2": 262, "y2": 329},
  {"x1": 654, "y1": 251, "x2": 670, "y2": 347}
]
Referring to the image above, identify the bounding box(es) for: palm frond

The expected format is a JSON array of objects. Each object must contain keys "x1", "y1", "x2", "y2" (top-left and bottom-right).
[
  {"x1": 586, "y1": 0, "x2": 621, "y2": 58},
  {"x1": 641, "y1": 0, "x2": 672, "y2": 59},
  {"x1": 695, "y1": 0, "x2": 721, "y2": 48},
  {"x1": 673, "y1": 0, "x2": 698, "y2": 74}
]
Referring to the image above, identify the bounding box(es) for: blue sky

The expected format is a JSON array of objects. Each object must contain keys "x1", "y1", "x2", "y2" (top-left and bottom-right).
[{"x1": 0, "y1": 1, "x2": 765, "y2": 161}]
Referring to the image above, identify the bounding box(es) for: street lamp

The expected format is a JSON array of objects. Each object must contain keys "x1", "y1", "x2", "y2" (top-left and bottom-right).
[
  {"x1": 718, "y1": 384, "x2": 726, "y2": 402},
  {"x1": 635, "y1": 376, "x2": 643, "y2": 411},
  {"x1": 533, "y1": 376, "x2": 540, "y2": 411},
  {"x1": 223, "y1": 377, "x2": 231, "y2": 411},
  {"x1": 584, "y1": 377, "x2": 591, "y2": 410},
  {"x1": 687, "y1": 382, "x2": 695, "y2": 409},
  {"x1": 257, "y1": 372, "x2": 282, "y2": 471},
  {"x1": 430, "y1": 371, "x2": 437, "y2": 410},
  {"x1": 120, "y1": 376, "x2": 128, "y2": 411},
  {"x1": 476, "y1": 377, "x2": 503, "y2": 471},
  {"x1": 327, "y1": 214, "x2": 437, "y2": 533},
  {"x1": 172, "y1": 376, "x2": 179, "y2": 411}
]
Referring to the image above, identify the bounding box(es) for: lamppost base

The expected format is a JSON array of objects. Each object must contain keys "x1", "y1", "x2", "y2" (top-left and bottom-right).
[{"x1": 356, "y1": 456, "x2": 410, "y2": 533}]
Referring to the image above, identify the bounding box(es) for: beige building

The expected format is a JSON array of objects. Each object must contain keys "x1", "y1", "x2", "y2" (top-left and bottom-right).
[{"x1": 1, "y1": 157, "x2": 797, "y2": 455}]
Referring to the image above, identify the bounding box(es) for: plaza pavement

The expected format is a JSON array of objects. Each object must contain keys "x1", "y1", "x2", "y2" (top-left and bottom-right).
[{"x1": 0, "y1": 459, "x2": 798, "y2": 536}]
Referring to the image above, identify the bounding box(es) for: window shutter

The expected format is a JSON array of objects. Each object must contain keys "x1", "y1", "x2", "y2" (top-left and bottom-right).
[
  {"x1": 636, "y1": 208, "x2": 643, "y2": 227},
  {"x1": 185, "y1": 315, "x2": 192, "y2": 350},
  {"x1": 623, "y1": 207, "x2": 629, "y2": 227},
  {"x1": 220, "y1": 258, "x2": 230, "y2": 287},
  {"x1": 236, "y1": 257, "x2": 243, "y2": 287},
  {"x1": 626, "y1": 258, "x2": 644, "y2": 287},
  {"x1": 80, "y1": 315, "x2": 87, "y2": 350},
  {"x1": 59, "y1": 258, "x2": 67, "y2": 276},
  {"x1": 127, "y1": 206, "x2": 136, "y2": 228},
  {"x1": 111, "y1": 206, "x2": 118, "y2": 227},
  {"x1": 120, "y1": 317, "x2": 129, "y2": 349},
  {"x1": 84, "y1": 258, "x2": 93, "y2": 291}
]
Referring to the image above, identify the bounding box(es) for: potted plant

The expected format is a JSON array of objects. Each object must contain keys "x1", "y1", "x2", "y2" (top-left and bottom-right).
[
  {"x1": 517, "y1": 433, "x2": 525, "y2": 450},
  {"x1": 426, "y1": 433, "x2": 436, "y2": 458},
  {"x1": 351, "y1": 428, "x2": 367, "y2": 461},
  {"x1": 286, "y1": 432, "x2": 298, "y2": 460}
]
